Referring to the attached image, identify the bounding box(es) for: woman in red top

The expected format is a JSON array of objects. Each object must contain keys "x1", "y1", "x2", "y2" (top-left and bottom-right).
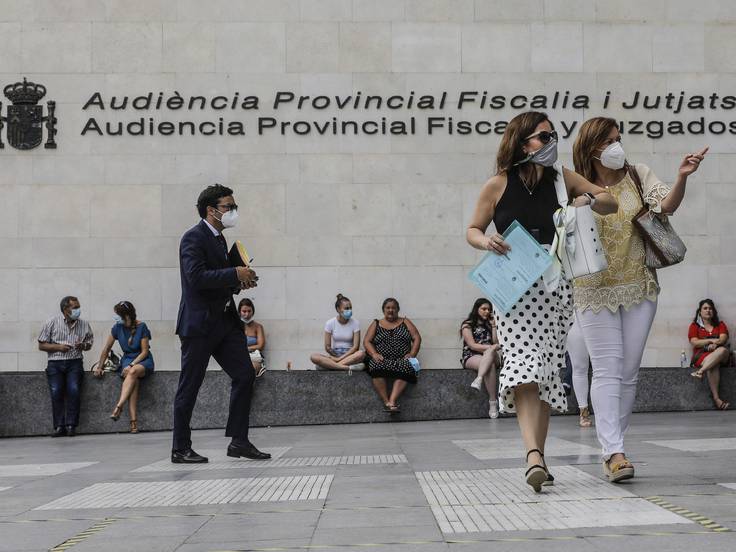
[{"x1": 688, "y1": 299, "x2": 730, "y2": 409}]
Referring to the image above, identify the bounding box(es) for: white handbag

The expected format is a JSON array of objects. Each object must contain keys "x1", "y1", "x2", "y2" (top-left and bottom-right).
[{"x1": 551, "y1": 163, "x2": 608, "y2": 279}]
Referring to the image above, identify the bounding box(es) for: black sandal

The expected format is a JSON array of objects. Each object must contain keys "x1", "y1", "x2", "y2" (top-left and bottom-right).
[
  {"x1": 525, "y1": 449, "x2": 547, "y2": 492},
  {"x1": 538, "y1": 450, "x2": 554, "y2": 486}
]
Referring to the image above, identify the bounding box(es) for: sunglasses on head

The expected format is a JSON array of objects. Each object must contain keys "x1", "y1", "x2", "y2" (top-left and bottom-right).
[{"x1": 524, "y1": 130, "x2": 558, "y2": 144}]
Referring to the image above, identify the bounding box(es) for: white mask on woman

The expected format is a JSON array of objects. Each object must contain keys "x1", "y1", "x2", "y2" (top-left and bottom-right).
[{"x1": 597, "y1": 142, "x2": 626, "y2": 170}]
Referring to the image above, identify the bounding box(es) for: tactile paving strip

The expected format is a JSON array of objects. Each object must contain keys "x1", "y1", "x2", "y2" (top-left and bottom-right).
[
  {"x1": 133, "y1": 453, "x2": 407, "y2": 472},
  {"x1": 416, "y1": 466, "x2": 689, "y2": 533},
  {"x1": 645, "y1": 438, "x2": 736, "y2": 452},
  {"x1": 0, "y1": 462, "x2": 97, "y2": 477},
  {"x1": 35, "y1": 474, "x2": 334, "y2": 510},
  {"x1": 452, "y1": 437, "x2": 600, "y2": 460}
]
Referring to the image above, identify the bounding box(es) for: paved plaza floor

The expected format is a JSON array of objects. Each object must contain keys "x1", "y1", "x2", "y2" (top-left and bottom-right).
[{"x1": 1, "y1": 411, "x2": 735, "y2": 552}]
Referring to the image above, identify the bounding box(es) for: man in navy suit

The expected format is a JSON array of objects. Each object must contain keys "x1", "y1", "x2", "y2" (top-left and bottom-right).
[{"x1": 172, "y1": 184, "x2": 271, "y2": 463}]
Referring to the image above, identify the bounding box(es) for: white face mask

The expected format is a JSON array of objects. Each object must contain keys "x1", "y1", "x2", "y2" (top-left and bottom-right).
[
  {"x1": 597, "y1": 141, "x2": 626, "y2": 170},
  {"x1": 214, "y1": 208, "x2": 239, "y2": 229},
  {"x1": 241, "y1": 315, "x2": 253, "y2": 324}
]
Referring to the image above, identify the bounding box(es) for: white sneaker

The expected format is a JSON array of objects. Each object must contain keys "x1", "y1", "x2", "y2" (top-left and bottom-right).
[
  {"x1": 489, "y1": 400, "x2": 499, "y2": 419},
  {"x1": 470, "y1": 377, "x2": 483, "y2": 391}
]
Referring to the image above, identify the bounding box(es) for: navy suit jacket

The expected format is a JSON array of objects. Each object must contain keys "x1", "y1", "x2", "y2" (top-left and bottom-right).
[{"x1": 176, "y1": 220, "x2": 241, "y2": 337}]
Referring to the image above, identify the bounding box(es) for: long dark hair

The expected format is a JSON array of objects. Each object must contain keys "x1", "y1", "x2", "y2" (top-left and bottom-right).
[
  {"x1": 694, "y1": 298, "x2": 720, "y2": 326},
  {"x1": 495, "y1": 110, "x2": 557, "y2": 189},
  {"x1": 114, "y1": 300, "x2": 138, "y2": 345},
  {"x1": 461, "y1": 298, "x2": 493, "y2": 334}
]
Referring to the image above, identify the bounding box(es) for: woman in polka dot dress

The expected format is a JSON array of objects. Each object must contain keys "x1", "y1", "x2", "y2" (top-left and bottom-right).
[{"x1": 467, "y1": 111, "x2": 617, "y2": 492}]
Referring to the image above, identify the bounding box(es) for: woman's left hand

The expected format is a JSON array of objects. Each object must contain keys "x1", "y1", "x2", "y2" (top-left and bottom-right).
[
  {"x1": 572, "y1": 195, "x2": 592, "y2": 207},
  {"x1": 678, "y1": 147, "x2": 708, "y2": 177}
]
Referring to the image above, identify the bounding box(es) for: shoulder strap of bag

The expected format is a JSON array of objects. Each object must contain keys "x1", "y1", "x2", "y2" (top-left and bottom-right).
[
  {"x1": 542, "y1": 162, "x2": 568, "y2": 291},
  {"x1": 628, "y1": 163, "x2": 647, "y2": 205},
  {"x1": 552, "y1": 161, "x2": 568, "y2": 207}
]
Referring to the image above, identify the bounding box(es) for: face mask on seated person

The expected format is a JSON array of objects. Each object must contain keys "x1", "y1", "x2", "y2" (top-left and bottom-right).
[
  {"x1": 341, "y1": 309, "x2": 353, "y2": 320},
  {"x1": 241, "y1": 315, "x2": 253, "y2": 324},
  {"x1": 69, "y1": 308, "x2": 81, "y2": 320}
]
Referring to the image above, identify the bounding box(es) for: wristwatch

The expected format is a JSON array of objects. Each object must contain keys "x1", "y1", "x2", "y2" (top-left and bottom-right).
[{"x1": 583, "y1": 192, "x2": 596, "y2": 207}]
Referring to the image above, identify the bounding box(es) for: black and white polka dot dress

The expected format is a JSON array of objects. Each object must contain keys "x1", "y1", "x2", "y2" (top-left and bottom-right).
[
  {"x1": 494, "y1": 277, "x2": 573, "y2": 414},
  {"x1": 366, "y1": 320, "x2": 418, "y2": 384}
]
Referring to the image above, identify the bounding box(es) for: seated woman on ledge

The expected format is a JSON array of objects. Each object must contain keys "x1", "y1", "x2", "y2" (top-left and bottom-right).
[
  {"x1": 461, "y1": 298, "x2": 501, "y2": 419},
  {"x1": 93, "y1": 301, "x2": 154, "y2": 433},
  {"x1": 310, "y1": 294, "x2": 365, "y2": 371},
  {"x1": 364, "y1": 298, "x2": 422, "y2": 413},
  {"x1": 238, "y1": 298, "x2": 266, "y2": 378},
  {"x1": 689, "y1": 298, "x2": 730, "y2": 410}
]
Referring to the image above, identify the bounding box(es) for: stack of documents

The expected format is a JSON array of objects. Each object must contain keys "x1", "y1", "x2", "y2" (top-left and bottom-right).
[{"x1": 468, "y1": 221, "x2": 552, "y2": 315}]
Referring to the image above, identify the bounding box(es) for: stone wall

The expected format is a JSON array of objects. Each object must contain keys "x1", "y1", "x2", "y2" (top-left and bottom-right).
[
  {"x1": 0, "y1": 1, "x2": 735, "y2": 375},
  {"x1": 2, "y1": 366, "x2": 734, "y2": 437}
]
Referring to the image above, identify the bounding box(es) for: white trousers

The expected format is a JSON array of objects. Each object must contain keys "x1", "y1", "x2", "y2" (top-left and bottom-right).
[
  {"x1": 566, "y1": 318, "x2": 590, "y2": 409},
  {"x1": 575, "y1": 299, "x2": 657, "y2": 460}
]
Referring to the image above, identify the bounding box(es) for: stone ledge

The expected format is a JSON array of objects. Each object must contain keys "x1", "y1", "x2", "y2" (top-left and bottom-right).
[{"x1": 0, "y1": 367, "x2": 733, "y2": 437}]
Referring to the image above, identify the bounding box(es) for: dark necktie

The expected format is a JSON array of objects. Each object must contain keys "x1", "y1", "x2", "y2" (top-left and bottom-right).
[{"x1": 216, "y1": 234, "x2": 228, "y2": 258}]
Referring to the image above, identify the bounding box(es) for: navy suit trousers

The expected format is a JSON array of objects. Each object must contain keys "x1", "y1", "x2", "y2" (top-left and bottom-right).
[{"x1": 172, "y1": 312, "x2": 255, "y2": 451}]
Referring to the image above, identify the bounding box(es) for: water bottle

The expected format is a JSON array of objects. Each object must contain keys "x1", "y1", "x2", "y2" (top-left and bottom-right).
[{"x1": 680, "y1": 350, "x2": 688, "y2": 369}]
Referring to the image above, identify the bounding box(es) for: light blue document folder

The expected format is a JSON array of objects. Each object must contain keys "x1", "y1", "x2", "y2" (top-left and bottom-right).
[{"x1": 468, "y1": 220, "x2": 553, "y2": 315}]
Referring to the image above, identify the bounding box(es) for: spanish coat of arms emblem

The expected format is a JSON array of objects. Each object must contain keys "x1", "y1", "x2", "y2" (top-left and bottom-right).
[{"x1": 0, "y1": 77, "x2": 57, "y2": 150}]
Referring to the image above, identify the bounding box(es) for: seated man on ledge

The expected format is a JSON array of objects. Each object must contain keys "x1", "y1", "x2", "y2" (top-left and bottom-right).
[{"x1": 38, "y1": 296, "x2": 94, "y2": 437}]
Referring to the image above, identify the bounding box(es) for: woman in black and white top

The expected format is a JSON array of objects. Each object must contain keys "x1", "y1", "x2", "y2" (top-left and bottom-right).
[
  {"x1": 461, "y1": 298, "x2": 501, "y2": 419},
  {"x1": 466, "y1": 111, "x2": 616, "y2": 492}
]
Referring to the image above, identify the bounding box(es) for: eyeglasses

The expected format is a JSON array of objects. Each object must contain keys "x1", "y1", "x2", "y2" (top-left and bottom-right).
[
  {"x1": 216, "y1": 203, "x2": 238, "y2": 212},
  {"x1": 524, "y1": 130, "x2": 558, "y2": 144}
]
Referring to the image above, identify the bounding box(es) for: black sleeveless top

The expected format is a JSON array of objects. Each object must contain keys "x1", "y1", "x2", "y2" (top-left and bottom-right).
[{"x1": 493, "y1": 166, "x2": 560, "y2": 245}]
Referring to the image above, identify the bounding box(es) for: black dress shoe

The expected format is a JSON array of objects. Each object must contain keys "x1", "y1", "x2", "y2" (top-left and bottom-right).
[
  {"x1": 227, "y1": 442, "x2": 271, "y2": 460},
  {"x1": 171, "y1": 448, "x2": 209, "y2": 464},
  {"x1": 51, "y1": 426, "x2": 66, "y2": 438},
  {"x1": 66, "y1": 425, "x2": 76, "y2": 437}
]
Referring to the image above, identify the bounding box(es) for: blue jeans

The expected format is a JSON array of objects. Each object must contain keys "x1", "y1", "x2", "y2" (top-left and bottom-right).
[{"x1": 46, "y1": 359, "x2": 83, "y2": 428}]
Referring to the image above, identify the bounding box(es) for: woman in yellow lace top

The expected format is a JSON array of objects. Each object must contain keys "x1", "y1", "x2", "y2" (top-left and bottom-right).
[{"x1": 572, "y1": 117, "x2": 707, "y2": 484}]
